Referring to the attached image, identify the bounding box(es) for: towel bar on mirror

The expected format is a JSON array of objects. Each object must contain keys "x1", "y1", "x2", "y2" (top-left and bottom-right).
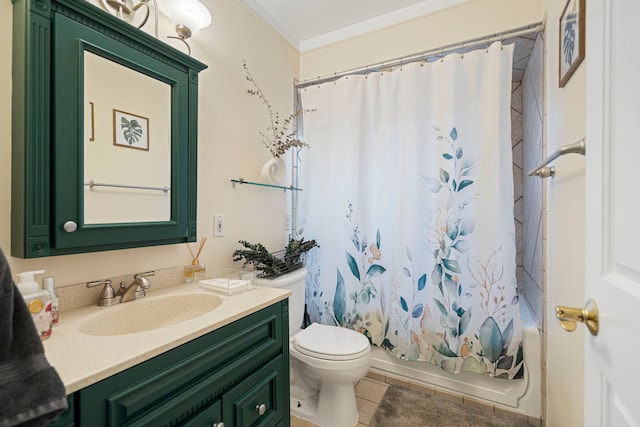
[
  {"x1": 84, "y1": 180, "x2": 170, "y2": 193},
  {"x1": 528, "y1": 138, "x2": 586, "y2": 178}
]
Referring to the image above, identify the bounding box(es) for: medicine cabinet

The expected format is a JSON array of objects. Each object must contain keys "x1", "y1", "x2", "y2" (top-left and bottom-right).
[{"x1": 11, "y1": 0, "x2": 207, "y2": 258}]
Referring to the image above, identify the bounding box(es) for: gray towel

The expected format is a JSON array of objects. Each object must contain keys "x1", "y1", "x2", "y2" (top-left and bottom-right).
[{"x1": 0, "y1": 248, "x2": 67, "y2": 427}]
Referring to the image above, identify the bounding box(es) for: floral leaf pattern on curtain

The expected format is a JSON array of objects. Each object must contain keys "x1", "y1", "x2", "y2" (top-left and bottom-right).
[
  {"x1": 299, "y1": 42, "x2": 522, "y2": 379},
  {"x1": 311, "y1": 127, "x2": 523, "y2": 379}
]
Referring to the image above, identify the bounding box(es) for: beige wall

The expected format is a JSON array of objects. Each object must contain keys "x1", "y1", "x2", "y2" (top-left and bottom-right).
[
  {"x1": 1, "y1": 0, "x2": 299, "y2": 287},
  {"x1": 544, "y1": 0, "x2": 586, "y2": 425},
  {"x1": 0, "y1": 3, "x2": 11, "y2": 260},
  {"x1": 300, "y1": 0, "x2": 544, "y2": 81}
]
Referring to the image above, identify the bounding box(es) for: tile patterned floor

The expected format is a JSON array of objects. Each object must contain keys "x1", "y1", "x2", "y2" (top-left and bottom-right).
[{"x1": 290, "y1": 374, "x2": 542, "y2": 427}]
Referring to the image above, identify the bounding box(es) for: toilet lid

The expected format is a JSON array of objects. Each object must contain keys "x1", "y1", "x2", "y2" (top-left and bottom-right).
[{"x1": 293, "y1": 323, "x2": 370, "y2": 361}]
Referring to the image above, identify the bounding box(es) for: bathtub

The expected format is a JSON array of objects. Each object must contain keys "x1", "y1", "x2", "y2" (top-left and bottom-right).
[{"x1": 369, "y1": 300, "x2": 541, "y2": 419}]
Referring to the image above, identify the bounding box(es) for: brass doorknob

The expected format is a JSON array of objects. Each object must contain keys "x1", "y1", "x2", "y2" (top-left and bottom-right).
[{"x1": 555, "y1": 299, "x2": 599, "y2": 336}]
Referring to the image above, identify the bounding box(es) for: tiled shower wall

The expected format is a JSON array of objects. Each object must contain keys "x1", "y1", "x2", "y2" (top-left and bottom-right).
[
  {"x1": 521, "y1": 33, "x2": 546, "y2": 420},
  {"x1": 511, "y1": 33, "x2": 545, "y2": 330},
  {"x1": 512, "y1": 32, "x2": 545, "y2": 418},
  {"x1": 512, "y1": 62, "x2": 525, "y2": 307},
  {"x1": 520, "y1": 34, "x2": 545, "y2": 329}
]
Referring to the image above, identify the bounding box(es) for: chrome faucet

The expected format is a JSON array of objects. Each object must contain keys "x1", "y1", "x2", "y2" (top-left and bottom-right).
[{"x1": 118, "y1": 271, "x2": 155, "y2": 303}]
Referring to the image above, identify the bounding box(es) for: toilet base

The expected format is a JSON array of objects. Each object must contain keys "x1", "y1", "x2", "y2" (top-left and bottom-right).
[
  {"x1": 290, "y1": 381, "x2": 359, "y2": 427},
  {"x1": 290, "y1": 395, "x2": 319, "y2": 424}
]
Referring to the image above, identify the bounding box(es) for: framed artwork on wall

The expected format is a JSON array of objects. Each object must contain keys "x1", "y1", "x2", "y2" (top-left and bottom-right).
[
  {"x1": 113, "y1": 109, "x2": 149, "y2": 150},
  {"x1": 559, "y1": 0, "x2": 585, "y2": 88}
]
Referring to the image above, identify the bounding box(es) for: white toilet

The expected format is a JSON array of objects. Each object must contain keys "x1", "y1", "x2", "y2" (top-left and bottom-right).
[{"x1": 256, "y1": 268, "x2": 371, "y2": 427}]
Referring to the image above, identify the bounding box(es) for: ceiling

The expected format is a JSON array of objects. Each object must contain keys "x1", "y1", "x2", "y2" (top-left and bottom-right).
[{"x1": 238, "y1": 0, "x2": 472, "y2": 52}]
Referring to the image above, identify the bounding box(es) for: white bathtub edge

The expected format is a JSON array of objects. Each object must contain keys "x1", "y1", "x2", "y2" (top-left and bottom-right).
[{"x1": 369, "y1": 300, "x2": 541, "y2": 418}]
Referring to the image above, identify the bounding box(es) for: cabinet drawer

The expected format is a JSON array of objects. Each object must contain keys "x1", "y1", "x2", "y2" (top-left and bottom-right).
[
  {"x1": 222, "y1": 356, "x2": 284, "y2": 427},
  {"x1": 124, "y1": 373, "x2": 222, "y2": 427},
  {"x1": 180, "y1": 399, "x2": 221, "y2": 427}
]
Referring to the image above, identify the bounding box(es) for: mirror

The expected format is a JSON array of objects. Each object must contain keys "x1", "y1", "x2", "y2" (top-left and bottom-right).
[
  {"x1": 11, "y1": 0, "x2": 207, "y2": 258},
  {"x1": 83, "y1": 52, "x2": 171, "y2": 224}
]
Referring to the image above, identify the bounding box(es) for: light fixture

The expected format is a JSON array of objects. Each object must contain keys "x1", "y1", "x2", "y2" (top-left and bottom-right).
[
  {"x1": 98, "y1": 0, "x2": 212, "y2": 56},
  {"x1": 166, "y1": 0, "x2": 212, "y2": 55},
  {"x1": 99, "y1": 0, "x2": 159, "y2": 37}
]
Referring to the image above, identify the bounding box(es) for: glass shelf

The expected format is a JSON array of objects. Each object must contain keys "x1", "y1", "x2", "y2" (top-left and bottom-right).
[{"x1": 230, "y1": 178, "x2": 302, "y2": 191}]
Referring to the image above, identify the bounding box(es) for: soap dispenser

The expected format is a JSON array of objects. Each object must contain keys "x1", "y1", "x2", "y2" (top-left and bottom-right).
[{"x1": 16, "y1": 270, "x2": 52, "y2": 340}]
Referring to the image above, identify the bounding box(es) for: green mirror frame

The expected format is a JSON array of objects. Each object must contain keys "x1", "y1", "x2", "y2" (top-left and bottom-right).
[{"x1": 11, "y1": 0, "x2": 207, "y2": 258}]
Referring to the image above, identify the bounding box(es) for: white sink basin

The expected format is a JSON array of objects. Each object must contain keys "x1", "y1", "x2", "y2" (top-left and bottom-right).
[{"x1": 79, "y1": 292, "x2": 223, "y2": 336}]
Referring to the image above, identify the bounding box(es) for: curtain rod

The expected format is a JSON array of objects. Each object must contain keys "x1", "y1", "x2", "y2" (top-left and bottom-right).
[{"x1": 296, "y1": 21, "x2": 545, "y2": 89}]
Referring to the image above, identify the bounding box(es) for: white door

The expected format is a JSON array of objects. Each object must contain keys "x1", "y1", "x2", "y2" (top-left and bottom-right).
[{"x1": 584, "y1": 0, "x2": 640, "y2": 425}]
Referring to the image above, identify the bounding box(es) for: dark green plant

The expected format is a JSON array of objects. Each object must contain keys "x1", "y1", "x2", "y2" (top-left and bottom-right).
[{"x1": 233, "y1": 238, "x2": 318, "y2": 278}]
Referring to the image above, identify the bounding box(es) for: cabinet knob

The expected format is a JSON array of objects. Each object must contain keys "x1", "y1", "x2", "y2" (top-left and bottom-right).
[
  {"x1": 213, "y1": 423, "x2": 224, "y2": 427},
  {"x1": 63, "y1": 221, "x2": 78, "y2": 232},
  {"x1": 256, "y1": 403, "x2": 267, "y2": 415}
]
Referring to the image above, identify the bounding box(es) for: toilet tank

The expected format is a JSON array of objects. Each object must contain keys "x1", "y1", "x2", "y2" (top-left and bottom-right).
[{"x1": 254, "y1": 268, "x2": 306, "y2": 336}]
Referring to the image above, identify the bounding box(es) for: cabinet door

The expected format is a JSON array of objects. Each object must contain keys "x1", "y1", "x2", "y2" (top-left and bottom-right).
[
  {"x1": 180, "y1": 399, "x2": 221, "y2": 427},
  {"x1": 52, "y1": 13, "x2": 193, "y2": 253},
  {"x1": 222, "y1": 356, "x2": 284, "y2": 427}
]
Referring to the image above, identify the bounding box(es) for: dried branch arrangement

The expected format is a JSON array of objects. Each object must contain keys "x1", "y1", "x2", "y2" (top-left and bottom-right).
[{"x1": 243, "y1": 60, "x2": 315, "y2": 158}]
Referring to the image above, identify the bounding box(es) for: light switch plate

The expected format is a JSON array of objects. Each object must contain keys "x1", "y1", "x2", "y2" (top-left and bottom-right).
[{"x1": 214, "y1": 214, "x2": 224, "y2": 237}]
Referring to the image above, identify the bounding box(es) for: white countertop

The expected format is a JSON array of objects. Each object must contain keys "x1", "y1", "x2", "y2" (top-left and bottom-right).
[{"x1": 42, "y1": 283, "x2": 290, "y2": 394}]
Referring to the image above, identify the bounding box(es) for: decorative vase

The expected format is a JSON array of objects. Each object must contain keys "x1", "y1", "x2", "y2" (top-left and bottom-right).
[{"x1": 261, "y1": 156, "x2": 285, "y2": 184}]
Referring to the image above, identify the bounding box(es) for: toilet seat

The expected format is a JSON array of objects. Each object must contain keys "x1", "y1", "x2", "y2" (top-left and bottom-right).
[{"x1": 293, "y1": 323, "x2": 370, "y2": 361}]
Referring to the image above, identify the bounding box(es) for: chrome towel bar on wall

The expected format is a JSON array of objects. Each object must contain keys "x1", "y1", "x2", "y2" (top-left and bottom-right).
[{"x1": 528, "y1": 138, "x2": 586, "y2": 178}]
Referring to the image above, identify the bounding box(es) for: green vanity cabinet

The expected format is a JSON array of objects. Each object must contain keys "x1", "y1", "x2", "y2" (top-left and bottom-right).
[{"x1": 53, "y1": 301, "x2": 290, "y2": 427}]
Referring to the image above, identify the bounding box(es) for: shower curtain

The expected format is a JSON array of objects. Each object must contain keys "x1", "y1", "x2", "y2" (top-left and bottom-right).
[{"x1": 298, "y1": 42, "x2": 524, "y2": 379}]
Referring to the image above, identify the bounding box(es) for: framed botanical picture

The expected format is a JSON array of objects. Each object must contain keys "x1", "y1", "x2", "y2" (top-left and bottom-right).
[
  {"x1": 113, "y1": 109, "x2": 149, "y2": 150},
  {"x1": 559, "y1": 0, "x2": 585, "y2": 88}
]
